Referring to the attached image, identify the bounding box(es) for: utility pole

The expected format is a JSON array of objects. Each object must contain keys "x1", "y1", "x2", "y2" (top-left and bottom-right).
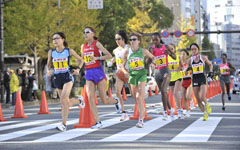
[{"x1": 0, "y1": 0, "x2": 4, "y2": 103}]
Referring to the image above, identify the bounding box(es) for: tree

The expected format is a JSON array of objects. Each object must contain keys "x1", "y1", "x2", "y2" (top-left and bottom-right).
[{"x1": 202, "y1": 35, "x2": 215, "y2": 60}]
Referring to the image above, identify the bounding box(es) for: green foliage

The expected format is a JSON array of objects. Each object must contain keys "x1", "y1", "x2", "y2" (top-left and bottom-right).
[{"x1": 202, "y1": 35, "x2": 216, "y2": 61}]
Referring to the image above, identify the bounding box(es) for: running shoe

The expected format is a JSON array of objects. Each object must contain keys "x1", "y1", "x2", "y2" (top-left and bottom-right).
[
  {"x1": 56, "y1": 123, "x2": 67, "y2": 132},
  {"x1": 78, "y1": 96, "x2": 85, "y2": 108},
  {"x1": 177, "y1": 109, "x2": 184, "y2": 119},
  {"x1": 206, "y1": 103, "x2": 212, "y2": 114},
  {"x1": 228, "y1": 96, "x2": 231, "y2": 101},
  {"x1": 185, "y1": 110, "x2": 191, "y2": 118},
  {"x1": 136, "y1": 120, "x2": 144, "y2": 128},
  {"x1": 162, "y1": 111, "x2": 168, "y2": 121},
  {"x1": 120, "y1": 112, "x2": 128, "y2": 121},
  {"x1": 222, "y1": 106, "x2": 225, "y2": 111},
  {"x1": 114, "y1": 97, "x2": 121, "y2": 113},
  {"x1": 170, "y1": 108, "x2": 175, "y2": 118},
  {"x1": 91, "y1": 122, "x2": 103, "y2": 129},
  {"x1": 203, "y1": 113, "x2": 208, "y2": 121}
]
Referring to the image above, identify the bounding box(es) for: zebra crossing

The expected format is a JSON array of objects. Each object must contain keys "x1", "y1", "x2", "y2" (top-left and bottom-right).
[{"x1": 0, "y1": 111, "x2": 224, "y2": 143}]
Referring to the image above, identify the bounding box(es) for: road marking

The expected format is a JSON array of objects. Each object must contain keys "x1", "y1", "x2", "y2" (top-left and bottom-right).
[
  {"x1": 0, "y1": 121, "x2": 20, "y2": 125},
  {"x1": 0, "y1": 119, "x2": 78, "y2": 142},
  {"x1": 100, "y1": 116, "x2": 172, "y2": 142},
  {"x1": 0, "y1": 119, "x2": 58, "y2": 132},
  {"x1": 34, "y1": 117, "x2": 128, "y2": 142},
  {"x1": 191, "y1": 112, "x2": 240, "y2": 116},
  {"x1": 170, "y1": 117, "x2": 222, "y2": 142}
]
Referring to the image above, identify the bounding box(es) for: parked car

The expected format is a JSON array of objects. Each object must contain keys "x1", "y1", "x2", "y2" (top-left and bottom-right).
[{"x1": 233, "y1": 69, "x2": 240, "y2": 94}]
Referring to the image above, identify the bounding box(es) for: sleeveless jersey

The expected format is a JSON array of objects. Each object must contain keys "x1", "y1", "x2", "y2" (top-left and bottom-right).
[
  {"x1": 51, "y1": 48, "x2": 70, "y2": 74},
  {"x1": 115, "y1": 44, "x2": 128, "y2": 70},
  {"x1": 219, "y1": 62, "x2": 230, "y2": 75},
  {"x1": 181, "y1": 63, "x2": 192, "y2": 79},
  {"x1": 168, "y1": 54, "x2": 182, "y2": 81},
  {"x1": 152, "y1": 44, "x2": 168, "y2": 70},
  {"x1": 82, "y1": 40, "x2": 101, "y2": 69},
  {"x1": 191, "y1": 55, "x2": 205, "y2": 78},
  {"x1": 127, "y1": 47, "x2": 146, "y2": 76}
]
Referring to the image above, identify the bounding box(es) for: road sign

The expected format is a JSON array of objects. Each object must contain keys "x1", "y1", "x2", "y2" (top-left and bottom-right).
[
  {"x1": 186, "y1": 29, "x2": 195, "y2": 37},
  {"x1": 161, "y1": 30, "x2": 170, "y2": 38},
  {"x1": 174, "y1": 30, "x2": 182, "y2": 38},
  {"x1": 212, "y1": 58, "x2": 221, "y2": 66},
  {"x1": 88, "y1": 0, "x2": 103, "y2": 9}
]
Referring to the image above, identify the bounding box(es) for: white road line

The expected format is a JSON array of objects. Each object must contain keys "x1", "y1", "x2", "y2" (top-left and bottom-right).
[
  {"x1": 0, "y1": 121, "x2": 20, "y2": 125},
  {"x1": 170, "y1": 117, "x2": 222, "y2": 142},
  {"x1": 0, "y1": 119, "x2": 58, "y2": 132},
  {"x1": 0, "y1": 119, "x2": 78, "y2": 142},
  {"x1": 191, "y1": 112, "x2": 240, "y2": 116},
  {"x1": 34, "y1": 117, "x2": 127, "y2": 142},
  {"x1": 100, "y1": 116, "x2": 172, "y2": 142}
]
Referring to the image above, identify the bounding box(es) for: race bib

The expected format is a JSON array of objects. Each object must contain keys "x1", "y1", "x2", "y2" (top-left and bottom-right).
[
  {"x1": 168, "y1": 62, "x2": 179, "y2": 72},
  {"x1": 129, "y1": 58, "x2": 144, "y2": 70},
  {"x1": 220, "y1": 66, "x2": 229, "y2": 75},
  {"x1": 84, "y1": 52, "x2": 96, "y2": 65},
  {"x1": 116, "y1": 58, "x2": 123, "y2": 67},
  {"x1": 181, "y1": 70, "x2": 191, "y2": 78},
  {"x1": 192, "y1": 63, "x2": 204, "y2": 74},
  {"x1": 155, "y1": 55, "x2": 167, "y2": 67},
  {"x1": 53, "y1": 58, "x2": 69, "y2": 72}
]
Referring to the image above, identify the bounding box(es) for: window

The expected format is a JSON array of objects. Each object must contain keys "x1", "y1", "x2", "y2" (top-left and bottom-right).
[{"x1": 215, "y1": 5, "x2": 220, "y2": 7}]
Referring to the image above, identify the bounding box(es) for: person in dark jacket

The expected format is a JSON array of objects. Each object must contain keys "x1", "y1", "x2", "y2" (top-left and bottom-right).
[
  {"x1": 26, "y1": 70, "x2": 34, "y2": 101},
  {"x1": 3, "y1": 68, "x2": 11, "y2": 104}
]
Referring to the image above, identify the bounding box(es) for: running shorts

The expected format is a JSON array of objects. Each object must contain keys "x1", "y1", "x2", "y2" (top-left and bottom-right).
[
  {"x1": 154, "y1": 67, "x2": 170, "y2": 81},
  {"x1": 53, "y1": 72, "x2": 74, "y2": 89},
  {"x1": 182, "y1": 78, "x2": 192, "y2": 88},
  {"x1": 85, "y1": 67, "x2": 106, "y2": 84},
  {"x1": 129, "y1": 74, "x2": 147, "y2": 86},
  {"x1": 169, "y1": 78, "x2": 182, "y2": 86}
]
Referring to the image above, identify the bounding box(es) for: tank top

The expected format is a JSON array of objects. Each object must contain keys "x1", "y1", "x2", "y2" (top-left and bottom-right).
[
  {"x1": 219, "y1": 62, "x2": 230, "y2": 75},
  {"x1": 82, "y1": 40, "x2": 101, "y2": 69},
  {"x1": 127, "y1": 47, "x2": 146, "y2": 76},
  {"x1": 115, "y1": 44, "x2": 128, "y2": 70},
  {"x1": 191, "y1": 55, "x2": 205, "y2": 79},
  {"x1": 152, "y1": 44, "x2": 168, "y2": 70},
  {"x1": 51, "y1": 48, "x2": 70, "y2": 74},
  {"x1": 168, "y1": 54, "x2": 182, "y2": 81},
  {"x1": 181, "y1": 63, "x2": 192, "y2": 79}
]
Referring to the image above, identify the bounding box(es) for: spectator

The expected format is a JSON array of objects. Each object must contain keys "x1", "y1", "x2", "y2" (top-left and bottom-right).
[
  {"x1": 3, "y1": 68, "x2": 11, "y2": 104},
  {"x1": 10, "y1": 70, "x2": 19, "y2": 109},
  {"x1": 16, "y1": 68, "x2": 23, "y2": 93},
  {"x1": 26, "y1": 70, "x2": 34, "y2": 101},
  {"x1": 32, "y1": 73, "x2": 38, "y2": 100},
  {"x1": 21, "y1": 70, "x2": 28, "y2": 101}
]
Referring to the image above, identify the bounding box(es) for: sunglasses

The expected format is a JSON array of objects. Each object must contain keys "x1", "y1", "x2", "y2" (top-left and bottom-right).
[
  {"x1": 83, "y1": 31, "x2": 92, "y2": 34},
  {"x1": 115, "y1": 38, "x2": 122, "y2": 41},
  {"x1": 129, "y1": 38, "x2": 137, "y2": 41}
]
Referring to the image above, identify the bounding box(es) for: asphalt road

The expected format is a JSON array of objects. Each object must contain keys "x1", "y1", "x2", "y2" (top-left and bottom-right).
[{"x1": 0, "y1": 91, "x2": 240, "y2": 150}]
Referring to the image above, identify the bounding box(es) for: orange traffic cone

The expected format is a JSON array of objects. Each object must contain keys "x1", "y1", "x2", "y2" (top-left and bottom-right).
[
  {"x1": 0, "y1": 104, "x2": 7, "y2": 121},
  {"x1": 122, "y1": 87, "x2": 127, "y2": 101},
  {"x1": 108, "y1": 88, "x2": 112, "y2": 98},
  {"x1": 38, "y1": 90, "x2": 51, "y2": 114},
  {"x1": 73, "y1": 85, "x2": 95, "y2": 128},
  {"x1": 129, "y1": 99, "x2": 152, "y2": 120},
  {"x1": 155, "y1": 85, "x2": 159, "y2": 95},
  {"x1": 11, "y1": 91, "x2": 28, "y2": 118},
  {"x1": 148, "y1": 87, "x2": 153, "y2": 96},
  {"x1": 191, "y1": 92, "x2": 198, "y2": 107},
  {"x1": 168, "y1": 89, "x2": 177, "y2": 115}
]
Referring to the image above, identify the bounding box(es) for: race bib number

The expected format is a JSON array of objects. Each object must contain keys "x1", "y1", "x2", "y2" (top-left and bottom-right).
[
  {"x1": 181, "y1": 70, "x2": 191, "y2": 78},
  {"x1": 168, "y1": 62, "x2": 179, "y2": 72},
  {"x1": 192, "y1": 63, "x2": 204, "y2": 74},
  {"x1": 220, "y1": 66, "x2": 229, "y2": 75},
  {"x1": 116, "y1": 58, "x2": 123, "y2": 68},
  {"x1": 129, "y1": 58, "x2": 144, "y2": 70},
  {"x1": 53, "y1": 58, "x2": 69, "y2": 72},
  {"x1": 155, "y1": 55, "x2": 167, "y2": 67},
  {"x1": 84, "y1": 52, "x2": 96, "y2": 65}
]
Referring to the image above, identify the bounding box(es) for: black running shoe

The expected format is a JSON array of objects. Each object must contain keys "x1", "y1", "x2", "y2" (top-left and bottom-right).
[
  {"x1": 222, "y1": 106, "x2": 225, "y2": 111},
  {"x1": 228, "y1": 96, "x2": 231, "y2": 101}
]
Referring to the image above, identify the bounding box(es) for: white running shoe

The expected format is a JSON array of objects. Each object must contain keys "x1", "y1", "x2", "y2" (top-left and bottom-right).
[
  {"x1": 78, "y1": 96, "x2": 85, "y2": 108},
  {"x1": 170, "y1": 108, "x2": 175, "y2": 118},
  {"x1": 91, "y1": 122, "x2": 103, "y2": 129},
  {"x1": 136, "y1": 120, "x2": 144, "y2": 128},
  {"x1": 56, "y1": 123, "x2": 67, "y2": 132},
  {"x1": 114, "y1": 97, "x2": 121, "y2": 113},
  {"x1": 186, "y1": 110, "x2": 191, "y2": 118},
  {"x1": 162, "y1": 111, "x2": 168, "y2": 121},
  {"x1": 120, "y1": 112, "x2": 128, "y2": 121},
  {"x1": 177, "y1": 109, "x2": 184, "y2": 119}
]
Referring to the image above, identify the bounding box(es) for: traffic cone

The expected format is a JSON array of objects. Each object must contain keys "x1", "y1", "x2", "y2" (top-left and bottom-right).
[
  {"x1": 73, "y1": 85, "x2": 95, "y2": 128},
  {"x1": 0, "y1": 104, "x2": 7, "y2": 121},
  {"x1": 11, "y1": 91, "x2": 28, "y2": 118},
  {"x1": 129, "y1": 99, "x2": 152, "y2": 120},
  {"x1": 168, "y1": 89, "x2": 177, "y2": 115},
  {"x1": 108, "y1": 88, "x2": 112, "y2": 98},
  {"x1": 148, "y1": 87, "x2": 153, "y2": 96},
  {"x1": 191, "y1": 92, "x2": 198, "y2": 107},
  {"x1": 155, "y1": 85, "x2": 159, "y2": 95},
  {"x1": 38, "y1": 90, "x2": 51, "y2": 114},
  {"x1": 122, "y1": 87, "x2": 127, "y2": 101}
]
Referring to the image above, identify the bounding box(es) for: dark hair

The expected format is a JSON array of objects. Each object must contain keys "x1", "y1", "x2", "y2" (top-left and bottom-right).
[
  {"x1": 221, "y1": 53, "x2": 227, "y2": 58},
  {"x1": 130, "y1": 32, "x2": 142, "y2": 42},
  {"x1": 181, "y1": 49, "x2": 189, "y2": 56},
  {"x1": 84, "y1": 26, "x2": 98, "y2": 40},
  {"x1": 116, "y1": 30, "x2": 128, "y2": 43},
  {"x1": 152, "y1": 32, "x2": 164, "y2": 44},
  {"x1": 189, "y1": 43, "x2": 200, "y2": 50},
  {"x1": 53, "y1": 32, "x2": 68, "y2": 47}
]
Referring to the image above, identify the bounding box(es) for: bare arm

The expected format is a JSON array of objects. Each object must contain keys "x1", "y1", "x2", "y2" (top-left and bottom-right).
[
  {"x1": 122, "y1": 48, "x2": 129, "y2": 74},
  {"x1": 228, "y1": 62, "x2": 235, "y2": 72},
  {"x1": 143, "y1": 48, "x2": 155, "y2": 63},
  {"x1": 95, "y1": 41, "x2": 112, "y2": 60},
  {"x1": 203, "y1": 55, "x2": 213, "y2": 71},
  {"x1": 165, "y1": 45, "x2": 176, "y2": 60},
  {"x1": 69, "y1": 49, "x2": 84, "y2": 69}
]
